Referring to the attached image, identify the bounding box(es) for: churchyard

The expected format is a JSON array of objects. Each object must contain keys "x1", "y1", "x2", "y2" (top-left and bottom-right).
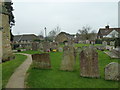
[
  {"x1": 1, "y1": 1, "x2": 120, "y2": 89},
  {"x1": 19, "y1": 43, "x2": 119, "y2": 88}
]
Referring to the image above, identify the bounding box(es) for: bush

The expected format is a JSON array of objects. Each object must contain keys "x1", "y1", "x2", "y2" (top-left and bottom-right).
[{"x1": 115, "y1": 38, "x2": 120, "y2": 48}]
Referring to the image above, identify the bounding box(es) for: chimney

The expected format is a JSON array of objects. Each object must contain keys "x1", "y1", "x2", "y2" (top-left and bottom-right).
[{"x1": 105, "y1": 25, "x2": 109, "y2": 29}]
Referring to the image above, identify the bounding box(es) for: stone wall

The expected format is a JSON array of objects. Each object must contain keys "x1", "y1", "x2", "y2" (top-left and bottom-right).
[
  {"x1": 0, "y1": 31, "x2": 2, "y2": 63},
  {"x1": 1, "y1": 13, "x2": 14, "y2": 61}
]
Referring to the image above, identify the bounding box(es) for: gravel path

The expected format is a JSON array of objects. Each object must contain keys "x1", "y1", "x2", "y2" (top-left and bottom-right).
[{"x1": 6, "y1": 53, "x2": 32, "y2": 88}]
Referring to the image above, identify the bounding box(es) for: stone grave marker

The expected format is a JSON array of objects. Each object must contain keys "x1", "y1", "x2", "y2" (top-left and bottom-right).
[
  {"x1": 77, "y1": 47, "x2": 82, "y2": 54},
  {"x1": 32, "y1": 53, "x2": 51, "y2": 69},
  {"x1": 80, "y1": 46, "x2": 100, "y2": 78},
  {"x1": 110, "y1": 41, "x2": 115, "y2": 46},
  {"x1": 60, "y1": 46, "x2": 76, "y2": 71},
  {"x1": 32, "y1": 42, "x2": 38, "y2": 51},
  {"x1": 43, "y1": 41, "x2": 50, "y2": 52},
  {"x1": 102, "y1": 41, "x2": 107, "y2": 46},
  {"x1": 50, "y1": 42, "x2": 58, "y2": 50},
  {"x1": 105, "y1": 62, "x2": 120, "y2": 81}
]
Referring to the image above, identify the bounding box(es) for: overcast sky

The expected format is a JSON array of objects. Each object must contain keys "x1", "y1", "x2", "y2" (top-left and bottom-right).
[{"x1": 12, "y1": 0, "x2": 119, "y2": 36}]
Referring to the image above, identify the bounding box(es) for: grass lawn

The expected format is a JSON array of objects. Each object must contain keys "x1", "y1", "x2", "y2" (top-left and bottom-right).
[
  {"x1": 26, "y1": 49, "x2": 120, "y2": 88},
  {"x1": 20, "y1": 50, "x2": 41, "y2": 54},
  {"x1": 1, "y1": 54, "x2": 27, "y2": 88}
]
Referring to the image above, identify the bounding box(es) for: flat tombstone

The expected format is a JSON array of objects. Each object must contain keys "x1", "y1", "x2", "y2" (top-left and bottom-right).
[
  {"x1": 32, "y1": 53, "x2": 51, "y2": 69},
  {"x1": 60, "y1": 46, "x2": 76, "y2": 71},
  {"x1": 105, "y1": 62, "x2": 120, "y2": 81},
  {"x1": 80, "y1": 46, "x2": 100, "y2": 78}
]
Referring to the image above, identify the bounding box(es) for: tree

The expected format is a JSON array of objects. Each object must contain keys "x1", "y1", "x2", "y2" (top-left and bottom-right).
[
  {"x1": 78, "y1": 25, "x2": 91, "y2": 40},
  {"x1": 4, "y1": 1, "x2": 15, "y2": 42},
  {"x1": 48, "y1": 26, "x2": 61, "y2": 41}
]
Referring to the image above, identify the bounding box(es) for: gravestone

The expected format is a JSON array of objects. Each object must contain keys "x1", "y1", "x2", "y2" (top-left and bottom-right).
[
  {"x1": 105, "y1": 62, "x2": 120, "y2": 81},
  {"x1": 77, "y1": 47, "x2": 82, "y2": 54},
  {"x1": 43, "y1": 41, "x2": 50, "y2": 52},
  {"x1": 32, "y1": 42, "x2": 38, "y2": 51},
  {"x1": 96, "y1": 45, "x2": 106, "y2": 51},
  {"x1": 60, "y1": 46, "x2": 76, "y2": 71},
  {"x1": 32, "y1": 53, "x2": 51, "y2": 69},
  {"x1": 80, "y1": 46, "x2": 100, "y2": 78},
  {"x1": 50, "y1": 42, "x2": 58, "y2": 50},
  {"x1": 58, "y1": 47, "x2": 63, "y2": 52},
  {"x1": 110, "y1": 41, "x2": 115, "y2": 46},
  {"x1": 102, "y1": 41, "x2": 107, "y2": 46}
]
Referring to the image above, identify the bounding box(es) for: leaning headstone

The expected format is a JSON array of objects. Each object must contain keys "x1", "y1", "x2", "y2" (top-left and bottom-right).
[
  {"x1": 80, "y1": 46, "x2": 100, "y2": 78},
  {"x1": 32, "y1": 53, "x2": 51, "y2": 69},
  {"x1": 60, "y1": 46, "x2": 76, "y2": 71},
  {"x1": 105, "y1": 62, "x2": 120, "y2": 81}
]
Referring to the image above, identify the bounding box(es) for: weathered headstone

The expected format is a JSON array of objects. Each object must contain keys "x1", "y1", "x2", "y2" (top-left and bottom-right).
[
  {"x1": 60, "y1": 46, "x2": 76, "y2": 71},
  {"x1": 50, "y1": 42, "x2": 58, "y2": 50},
  {"x1": 105, "y1": 62, "x2": 120, "y2": 81},
  {"x1": 32, "y1": 42, "x2": 38, "y2": 51},
  {"x1": 43, "y1": 41, "x2": 50, "y2": 52},
  {"x1": 32, "y1": 53, "x2": 51, "y2": 69},
  {"x1": 80, "y1": 46, "x2": 100, "y2": 78},
  {"x1": 96, "y1": 45, "x2": 106, "y2": 51},
  {"x1": 77, "y1": 47, "x2": 82, "y2": 54},
  {"x1": 110, "y1": 41, "x2": 115, "y2": 46},
  {"x1": 102, "y1": 41, "x2": 107, "y2": 46}
]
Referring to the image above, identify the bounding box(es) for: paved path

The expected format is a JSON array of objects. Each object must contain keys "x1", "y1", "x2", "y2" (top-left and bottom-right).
[{"x1": 6, "y1": 53, "x2": 32, "y2": 88}]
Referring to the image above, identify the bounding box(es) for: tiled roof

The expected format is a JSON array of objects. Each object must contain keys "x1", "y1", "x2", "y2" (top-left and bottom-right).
[
  {"x1": 13, "y1": 34, "x2": 39, "y2": 42},
  {"x1": 98, "y1": 27, "x2": 120, "y2": 36}
]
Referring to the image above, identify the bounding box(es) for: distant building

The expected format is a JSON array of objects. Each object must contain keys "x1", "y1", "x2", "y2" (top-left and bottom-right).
[
  {"x1": 13, "y1": 34, "x2": 39, "y2": 43},
  {"x1": 13, "y1": 34, "x2": 40, "y2": 49},
  {"x1": 97, "y1": 25, "x2": 120, "y2": 39},
  {"x1": 55, "y1": 32, "x2": 75, "y2": 43}
]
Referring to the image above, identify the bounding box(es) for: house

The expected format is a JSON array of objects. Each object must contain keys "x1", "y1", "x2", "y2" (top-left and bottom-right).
[
  {"x1": 97, "y1": 25, "x2": 120, "y2": 39},
  {"x1": 13, "y1": 34, "x2": 40, "y2": 49},
  {"x1": 0, "y1": 1, "x2": 15, "y2": 62},
  {"x1": 13, "y1": 34, "x2": 39, "y2": 43},
  {"x1": 55, "y1": 32, "x2": 75, "y2": 43}
]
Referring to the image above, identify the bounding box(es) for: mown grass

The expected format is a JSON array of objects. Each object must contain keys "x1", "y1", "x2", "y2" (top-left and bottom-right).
[
  {"x1": 20, "y1": 50, "x2": 41, "y2": 54},
  {"x1": 26, "y1": 49, "x2": 120, "y2": 88},
  {"x1": 1, "y1": 54, "x2": 27, "y2": 88}
]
